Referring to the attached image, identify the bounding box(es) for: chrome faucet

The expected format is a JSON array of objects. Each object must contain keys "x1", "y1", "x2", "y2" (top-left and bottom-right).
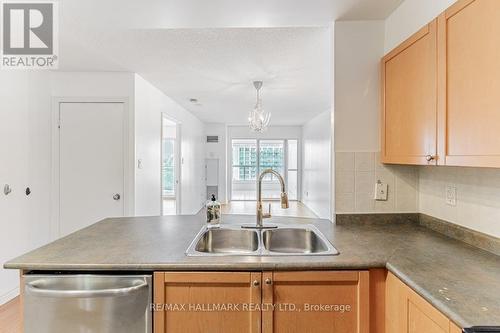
[{"x1": 242, "y1": 169, "x2": 289, "y2": 229}]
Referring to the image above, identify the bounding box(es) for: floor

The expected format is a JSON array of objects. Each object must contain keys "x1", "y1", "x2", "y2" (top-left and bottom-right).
[
  {"x1": 221, "y1": 201, "x2": 317, "y2": 218},
  {"x1": 162, "y1": 198, "x2": 176, "y2": 215},
  {"x1": 0, "y1": 296, "x2": 21, "y2": 333}
]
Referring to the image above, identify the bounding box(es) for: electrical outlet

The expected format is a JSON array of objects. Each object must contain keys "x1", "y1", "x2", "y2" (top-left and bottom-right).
[
  {"x1": 374, "y1": 181, "x2": 388, "y2": 201},
  {"x1": 446, "y1": 185, "x2": 457, "y2": 206}
]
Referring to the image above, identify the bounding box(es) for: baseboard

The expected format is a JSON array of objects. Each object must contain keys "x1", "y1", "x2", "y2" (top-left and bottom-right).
[{"x1": 0, "y1": 287, "x2": 19, "y2": 306}]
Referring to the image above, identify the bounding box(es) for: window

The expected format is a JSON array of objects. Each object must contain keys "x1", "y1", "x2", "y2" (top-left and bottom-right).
[
  {"x1": 231, "y1": 139, "x2": 299, "y2": 201},
  {"x1": 162, "y1": 138, "x2": 175, "y2": 197}
]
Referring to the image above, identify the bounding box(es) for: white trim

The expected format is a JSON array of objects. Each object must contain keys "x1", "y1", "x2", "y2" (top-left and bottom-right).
[
  {"x1": 160, "y1": 113, "x2": 182, "y2": 215},
  {"x1": 0, "y1": 287, "x2": 19, "y2": 306},
  {"x1": 51, "y1": 97, "x2": 132, "y2": 241}
]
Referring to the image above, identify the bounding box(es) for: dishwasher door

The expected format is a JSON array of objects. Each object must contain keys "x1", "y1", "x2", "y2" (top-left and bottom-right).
[{"x1": 24, "y1": 274, "x2": 152, "y2": 333}]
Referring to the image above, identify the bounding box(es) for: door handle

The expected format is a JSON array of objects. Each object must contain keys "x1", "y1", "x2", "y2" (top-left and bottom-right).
[
  {"x1": 113, "y1": 194, "x2": 121, "y2": 200},
  {"x1": 26, "y1": 279, "x2": 148, "y2": 298}
]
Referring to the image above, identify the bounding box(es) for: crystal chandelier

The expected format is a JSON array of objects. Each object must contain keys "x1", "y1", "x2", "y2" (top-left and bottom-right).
[{"x1": 248, "y1": 81, "x2": 271, "y2": 132}]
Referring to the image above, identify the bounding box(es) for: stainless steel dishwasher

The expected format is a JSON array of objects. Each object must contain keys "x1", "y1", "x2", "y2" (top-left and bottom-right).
[{"x1": 23, "y1": 274, "x2": 152, "y2": 333}]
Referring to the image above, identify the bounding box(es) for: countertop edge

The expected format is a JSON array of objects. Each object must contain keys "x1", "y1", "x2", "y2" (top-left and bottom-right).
[
  {"x1": 3, "y1": 260, "x2": 471, "y2": 328},
  {"x1": 386, "y1": 262, "x2": 470, "y2": 329}
]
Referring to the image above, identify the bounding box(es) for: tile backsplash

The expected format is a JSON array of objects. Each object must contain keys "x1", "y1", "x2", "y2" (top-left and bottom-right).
[
  {"x1": 335, "y1": 152, "x2": 418, "y2": 213},
  {"x1": 419, "y1": 166, "x2": 500, "y2": 238},
  {"x1": 335, "y1": 152, "x2": 500, "y2": 238}
]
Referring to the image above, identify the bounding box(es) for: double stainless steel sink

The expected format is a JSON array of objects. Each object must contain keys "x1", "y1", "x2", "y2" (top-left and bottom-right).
[{"x1": 186, "y1": 224, "x2": 339, "y2": 256}]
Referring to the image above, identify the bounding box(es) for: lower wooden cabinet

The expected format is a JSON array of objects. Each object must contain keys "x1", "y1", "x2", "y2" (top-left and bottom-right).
[
  {"x1": 153, "y1": 272, "x2": 261, "y2": 333},
  {"x1": 153, "y1": 270, "x2": 462, "y2": 333},
  {"x1": 386, "y1": 272, "x2": 462, "y2": 333},
  {"x1": 153, "y1": 271, "x2": 369, "y2": 333},
  {"x1": 263, "y1": 271, "x2": 369, "y2": 333}
]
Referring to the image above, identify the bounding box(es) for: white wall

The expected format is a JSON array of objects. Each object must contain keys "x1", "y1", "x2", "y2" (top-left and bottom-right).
[
  {"x1": 0, "y1": 72, "x2": 51, "y2": 304},
  {"x1": 333, "y1": 21, "x2": 419, "y2": 215},
  {"x1": 302, "y1": 111, "x2": 332, "y2": 219},
  {"x1": 0, "y1": 71, "x2": 136, "y2": 305},
  {"x1": 205, "y1": 123, "x2": 228, "y2": 203},
  {"x1": 228, "y1": 125, "x2": 302, "y2": 140},
  {"x1": 134, "y1": 75, "x2": 206, "y2": 216},
  {"x1": 384, "y1": 0, "x2": 500, "y2": 238},
  {"x1": 384, "y1": 0, "x2": 458, "y2": 53},
  {"x1": 334, "y1": 21, "x2": 384, "y2": 153}
]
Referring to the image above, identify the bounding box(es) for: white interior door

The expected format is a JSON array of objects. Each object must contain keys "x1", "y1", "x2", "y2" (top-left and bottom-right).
[{"x1": 59, "y1": 102, "x2": 124, "y2": 237}]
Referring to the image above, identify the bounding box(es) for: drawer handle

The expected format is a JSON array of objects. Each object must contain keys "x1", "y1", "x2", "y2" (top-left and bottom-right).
[
  {"x1": 252, "y1": 280, "x2": 260, "y2": 287},
  {"x1": 265, "y1": 278, "x2": 272, "y2": 285},
  {"x1": 425, "y1": 155, "x2": 435, "y2": 162}
]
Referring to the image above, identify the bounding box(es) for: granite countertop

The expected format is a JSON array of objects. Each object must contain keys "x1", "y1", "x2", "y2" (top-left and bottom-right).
[{"x1": 4, "y1": 214, "x2": 500, "y2": 328}]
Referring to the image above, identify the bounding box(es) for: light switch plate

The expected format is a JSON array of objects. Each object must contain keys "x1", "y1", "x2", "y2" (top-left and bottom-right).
[
  {"x1": 374, "y1": 181, "x2": 388, "y2": 201},
  {"x1": 446, "y1": 185, "x2": 457, "y2": 206}
]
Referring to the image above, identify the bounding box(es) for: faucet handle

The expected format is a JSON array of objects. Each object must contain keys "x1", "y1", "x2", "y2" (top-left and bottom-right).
[{"x1": 263, "y1": 203, "x2": 272, "y2": 219}]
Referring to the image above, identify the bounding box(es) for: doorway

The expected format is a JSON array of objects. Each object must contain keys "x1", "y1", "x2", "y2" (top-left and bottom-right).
[
  {"x1": 161, "y1": 115, "x2": 181, "y2": 215},
  {"x1": 57, "y1": 102, "x2": 126, "y2": 237}
]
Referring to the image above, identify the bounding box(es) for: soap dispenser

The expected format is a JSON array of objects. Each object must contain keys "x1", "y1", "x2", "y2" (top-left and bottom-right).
[{"x1": 206, "y1": 194, "x2": 221, "y2": 228}]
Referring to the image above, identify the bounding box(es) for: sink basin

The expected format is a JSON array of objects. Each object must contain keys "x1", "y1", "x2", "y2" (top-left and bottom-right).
[
  {"x1": 186, "y1": 224, "x2": 339, "y2": 256},
  {"x1": 263, "y1": 228, "x2": 330, "y2": 254},
  {"x1": 194, "y1": 228, "x2": 259, "y2": 254}
]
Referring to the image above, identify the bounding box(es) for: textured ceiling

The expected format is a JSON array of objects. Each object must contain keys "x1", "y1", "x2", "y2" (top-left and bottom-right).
[
  {"x1": 60, "y1": 0, "x2": 403, "y2": 29},
  {"x1": 97, "y1": 28, "x2": 332, "y2": 125},
  {"x1": 56, "y1": 0, "x2": 403, "y2": 124}
]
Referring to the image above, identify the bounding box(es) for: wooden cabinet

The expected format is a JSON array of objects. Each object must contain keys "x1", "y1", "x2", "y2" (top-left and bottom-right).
[
  {"x1": 386, "y1": 272, "x2": 462, "y2": 333},
  {"x1": 153, "y1": 272, "x2": 261, "y2": 333},
  {"x1": 262, "y1": 271, "x2": 369, "y2": 333},
  {"x1": 382, "y1": 0, "x2": 500, "y2": 168},
  {"x1": 381, "y1": 20, "x2": 438, "y2": 165},
  {"x1": 437, "y1": 0, "x2": 500, "y2": 167},
  {"x1": 153, "y1": 271, "x2": 369, "y2": 333}
]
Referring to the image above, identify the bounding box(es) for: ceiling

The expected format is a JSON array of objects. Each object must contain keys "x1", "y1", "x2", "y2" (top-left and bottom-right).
[{"x1": 57, "y1": 0, "x2": 404, "y2": 125}]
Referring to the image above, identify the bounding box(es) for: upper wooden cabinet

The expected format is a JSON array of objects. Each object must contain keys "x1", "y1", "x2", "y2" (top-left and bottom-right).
[
  {"x1": 381, "y1": 20, "x2": 438, "y2": 165},
  {"x1": 382, "y1": 0, "x2": 500, "y2": 168},
  {"x1": 437, "y1": 0, "x2": 500, "y2": 167}
]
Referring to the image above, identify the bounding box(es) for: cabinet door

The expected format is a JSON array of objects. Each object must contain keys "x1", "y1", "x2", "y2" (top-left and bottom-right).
[
  {"x1": 407, "y1": 286, "x2": 450, "y2": 333},
  {"x1": 437, "y1": 0, "x2": 500, "y2": 167},
  {"x1": 262, "y1": 271, "x2": 369, "y2": 333},
  {"x1": 386, "y1": 272, "x2": 454, "y2": 333},
  {"x1": 381, "y1": 20, "x2": 438, "y2": 165},
  {"x1": 153, "y1": 272, "x2": 261, "y2": 333},
  {"x1": 385, "y1": 272, "x2": 407, "y2": 333}
]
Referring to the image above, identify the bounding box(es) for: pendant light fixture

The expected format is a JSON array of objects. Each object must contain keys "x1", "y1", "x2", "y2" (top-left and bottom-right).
[{"x1": 248, "y1": 81, "x2": 271, "y2": 132}]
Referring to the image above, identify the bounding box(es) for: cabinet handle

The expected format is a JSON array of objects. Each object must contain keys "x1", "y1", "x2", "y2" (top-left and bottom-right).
[
  {"x1": 252, "y1": 280, "x2": 260, "y2": 287},
  {"x1": 425, "y1": 155, "x2": 435, "y2": 162},
  {"x1": 265, "y1": 278, "x2": 272, "y2": 285}
]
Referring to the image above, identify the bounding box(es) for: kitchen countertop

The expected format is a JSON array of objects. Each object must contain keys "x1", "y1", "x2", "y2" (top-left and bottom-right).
[{"x1": 4, "y1": 214, "x2": 500, "y2": 328}]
